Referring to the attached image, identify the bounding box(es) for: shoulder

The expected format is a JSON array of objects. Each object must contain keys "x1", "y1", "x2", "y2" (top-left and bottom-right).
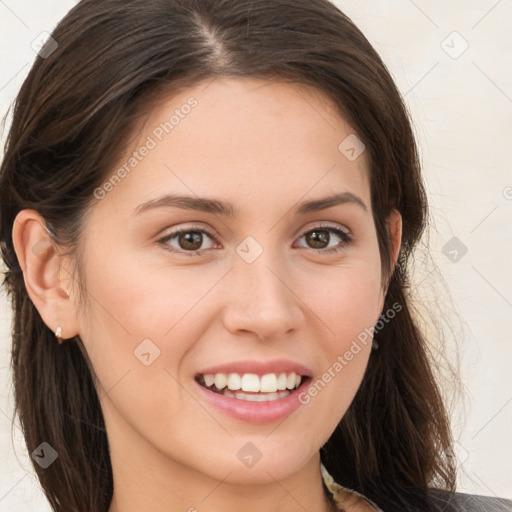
[
  {"x1": 321, "y1": 464, "x2": 512, "y2": 512},
  {"x1": 427, "y1": 489, "x2": 512, "y2": 512}
]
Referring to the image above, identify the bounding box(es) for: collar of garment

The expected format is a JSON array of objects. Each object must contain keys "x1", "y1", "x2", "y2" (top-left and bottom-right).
[{"x1": 321, "y1": 463, "x2": 383, "y2": 511}]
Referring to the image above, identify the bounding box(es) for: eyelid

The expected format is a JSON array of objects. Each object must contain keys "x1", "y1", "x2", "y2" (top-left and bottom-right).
[
  {"x1": 157, "y1": 222, "x2": 219, "y2": 240},
  {"x1": 297, "y1": 222, "x2": 351, "y2": 238}
]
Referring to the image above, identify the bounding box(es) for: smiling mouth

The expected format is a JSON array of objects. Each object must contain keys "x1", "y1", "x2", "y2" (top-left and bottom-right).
[{"x1": 195, "y1": 372, "x2": 307, "y2": 402}]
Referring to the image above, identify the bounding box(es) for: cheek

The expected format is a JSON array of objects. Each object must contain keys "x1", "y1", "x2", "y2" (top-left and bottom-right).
[
  {"x1": 78, "y1": 244, "x2": 218, "y2": 355},
  {"x1": 308, "y1": 258, "x2": 383, "y2": 348},
  {"x1": 295, "y1": 259, "x2": 382, "y2": 429},
  {"x1": 75, "y1": 250, "x2": 209, "y2": 452},
  {"x1": 76, "y1": 247, "x2": 212, "y2": 415}
]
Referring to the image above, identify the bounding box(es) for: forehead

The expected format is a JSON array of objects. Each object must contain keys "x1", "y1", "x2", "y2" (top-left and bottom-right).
[{"x1": 96, "y1": 76, "x2": 371, "y2": 217}]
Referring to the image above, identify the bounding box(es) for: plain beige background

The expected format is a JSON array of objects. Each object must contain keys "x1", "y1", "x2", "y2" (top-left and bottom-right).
[{"x1": 0, "y1": 0, "x2": 511, "y2": 509}]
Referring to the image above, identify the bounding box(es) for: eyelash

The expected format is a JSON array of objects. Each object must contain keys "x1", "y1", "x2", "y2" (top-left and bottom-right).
[{"x1": 157, "y1": 224, "x2": 353, "y2": 257}]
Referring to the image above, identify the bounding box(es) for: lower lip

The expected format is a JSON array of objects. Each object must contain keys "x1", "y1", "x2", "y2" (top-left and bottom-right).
[{"x1": 194, "y1": 379, "x2": 310, "y2": 424}]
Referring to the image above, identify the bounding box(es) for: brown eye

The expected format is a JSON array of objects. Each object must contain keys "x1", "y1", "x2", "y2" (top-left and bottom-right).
[
  {"x1": 177, "y1": 231, "x2": 203, "y2": 251},
  {"x1": 159, "y1": 228, "x2": 217, "y2": 255},
  {"x1": 304, "y1": 230, "x2": 330, "y2": 249},
  {"x1": 296, "y1": 226, "x2": 353, "y2": 254}
]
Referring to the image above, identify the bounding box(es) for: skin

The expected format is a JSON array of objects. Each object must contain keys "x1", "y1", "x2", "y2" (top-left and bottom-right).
[{"x1": 13, "y1": 77, "x2": 401, "y2": 512}]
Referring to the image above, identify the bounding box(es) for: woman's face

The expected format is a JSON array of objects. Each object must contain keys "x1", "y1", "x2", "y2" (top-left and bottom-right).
[{"x1": 74, "y1": 77, "x2": 395, "y2": 484}]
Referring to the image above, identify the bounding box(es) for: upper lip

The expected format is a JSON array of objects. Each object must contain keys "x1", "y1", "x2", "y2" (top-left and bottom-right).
[{"x1": 196, "y1": 359, "x2": 312, "y2": 377}]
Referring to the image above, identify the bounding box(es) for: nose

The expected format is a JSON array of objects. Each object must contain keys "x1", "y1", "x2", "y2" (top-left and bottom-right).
[{"x1": 220, "y1": 251, "x2": 304, "y2": 341}]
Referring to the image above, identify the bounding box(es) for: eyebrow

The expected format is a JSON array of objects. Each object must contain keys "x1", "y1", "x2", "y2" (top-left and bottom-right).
[{"x1": 133, "y1": 191, "x2": 368, "y2": 217}]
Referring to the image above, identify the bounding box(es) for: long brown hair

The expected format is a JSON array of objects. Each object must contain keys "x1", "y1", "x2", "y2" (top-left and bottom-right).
[{"x1": 0, "y1": 0, "x2": 456, "y2": 510}]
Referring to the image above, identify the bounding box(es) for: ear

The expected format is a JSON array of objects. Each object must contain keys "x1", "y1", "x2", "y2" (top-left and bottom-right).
[
  {"x1": 12, "y1": 209, "x2": 80, "y2": 342},
  {"x1": 377, "y1": 208, "x2": 402, "y2": 313},
  {"x1": 388, "y1": 208, "x2": 402, "y2": 268},
  {"x1": 382, "y1": 208, "x2": 402, "y2": 293}
]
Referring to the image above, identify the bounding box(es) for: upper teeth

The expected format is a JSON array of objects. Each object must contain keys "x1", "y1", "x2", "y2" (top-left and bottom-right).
[{"x1": 203, "y1": 372, "x2": 302, "y2": 393}]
